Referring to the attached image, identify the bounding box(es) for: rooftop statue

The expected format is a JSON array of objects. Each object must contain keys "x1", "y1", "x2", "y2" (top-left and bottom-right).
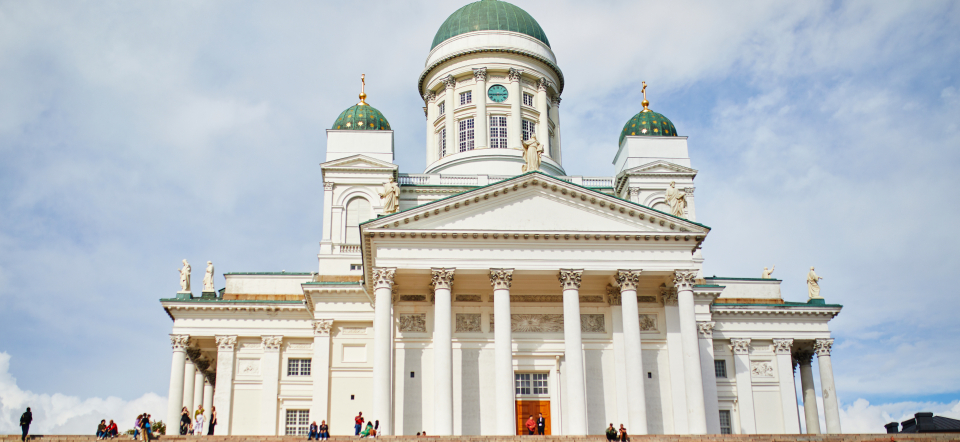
[
  {"x1": 761, "y1": 265, "x2": 775, "y2": 279},
  {"x1": 665, "y1": 181, "x2": 687, "y2": 218},
  {"x1": 178, "y1": 259, "x2": 191, "y2": 293},
  {"x1": 521, "y1": 133, "x2": 543, "y2": 173},
  {"x1": 379, "y1": 177, "x2": 400, "y2": 214},
  {"x1": 203, "y1": 261, "x2": 215, "y2": 292},
  {"x1": 807, "y1": 266, "x2": 823, "y2": 299}
]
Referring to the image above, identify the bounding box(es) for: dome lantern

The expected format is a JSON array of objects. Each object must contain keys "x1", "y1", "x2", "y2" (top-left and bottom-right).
[
  {"x1": 620, "y1": 81, "x2": 677, "y2": 144},
  {"x1": 332, "y1": 74, "x2": 391, "y2": 131}
]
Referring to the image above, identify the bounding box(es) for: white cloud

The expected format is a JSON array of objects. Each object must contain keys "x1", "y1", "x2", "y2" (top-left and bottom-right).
[{"x1": 0, "y1": 352, "x2": 167, "y2": 435}]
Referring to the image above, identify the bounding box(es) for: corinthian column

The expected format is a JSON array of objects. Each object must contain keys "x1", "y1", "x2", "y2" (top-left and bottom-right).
[
  {"x1": 773, "y1": 339, "x2": 801, "y2": 434},
  {"x1": 423, "y1": 92, "x2": 436, "y2": 165},
  {"x1": 537, "y1": 78, "x2": 550, "y2": 157},
  {"x1": 731, "y1": 338, "x2": 756, "y2": 434},
  {"x1": 443, "y1": 76, "x2": 456, "y2": 154},
  {"x1": 474, "y1": 68, "x2": 488, "y2": 148},
  {"x1": 559, "y1": 269, "x2": 587, "y2": 435},
  {"x1": 816, "y1": 339, "x2": 841, "y2": 433},
  {"x1": 616, "y1": 269, "x2": 648, "y2": 434},
  {"x1": 261, "y1": 335, "x2": 282, "y2": 435},
  {"x1": 183, "y1": 356, "x2": 196, "y2": 413},
  {"x1": 311, "y1": 320, "x2": 333, "y2": 428},
  {"x1": 675, "y1": 270, "x2": 707, "y2": 434},
  {"x1": 507, "y1": 68, "x2": 523, "y2": 149},
  {"x1": 796, "y1": 350, "x2": 820, "y2": 434},
  {"x1": 372, "y1": 268, "x2": 396, "y2": 435},
  {"x1": 167, "y1": 335, "x2": 190, "y2": 431},
  {"x1": 431, "y1": 268, "x2": 455, "y2": 435},
  {"x1": 697, "y1": 322, "x2": 721, "y2": 434},
  {"x1": 490, "y1": 268, "x2": 515, "y2": 435},
  {"x1": 213, "y1": 335, "x2": 237, "y2": 435}
]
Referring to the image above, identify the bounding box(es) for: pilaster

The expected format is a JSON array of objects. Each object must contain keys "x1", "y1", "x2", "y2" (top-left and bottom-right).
[
  {"x1": 473, "y1": 68, "x2": 488, "y2": 148},
  {"x1": 311, "y1": 320, "x2": 333, "y2": 427},
  {"x1": 697, "y1": 322, "x2": 721, "y2": 434},
  {"x1": 507, "y1": 68, "x2": 523, "y2": 149},
  {"x1": 731, "y1": 338, "x2": 756, "y2": 434},
  {"x1": 261, "y1": 335, "x2": 283, "y2": 435},
  {"x1": 773, "y1": 339, "x2": 801, "y2": 434},
  {"x1": 443, "y1": 76, "x2": 457, "y2": 154},
  {"x1": 213, "y1": 335, "x2": 236, "y2": 435}
]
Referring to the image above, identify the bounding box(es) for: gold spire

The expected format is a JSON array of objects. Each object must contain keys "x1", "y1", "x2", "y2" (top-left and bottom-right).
[
  {"x1": 640, "y1": 81, "x2": 651, "y2": 112},
  {"x1": 358, "y1": 74, "x2": 367, "y2": 106}
]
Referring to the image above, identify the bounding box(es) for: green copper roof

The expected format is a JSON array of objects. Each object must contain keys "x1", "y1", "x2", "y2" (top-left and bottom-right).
[
  {"x1": 620, "y1": 110, "x2": 678, "y2": 145},
  {"x1": 431, "y1": 0, "x2": 550, "y2": 50},
  {"x1": 332, "y1": 103, "x2": 391, "y2": 131}
]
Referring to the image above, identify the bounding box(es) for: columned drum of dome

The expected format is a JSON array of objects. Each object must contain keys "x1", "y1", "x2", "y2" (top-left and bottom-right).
[{"x1": 431, "y1": 0, "x2": 551, "y2": 50}]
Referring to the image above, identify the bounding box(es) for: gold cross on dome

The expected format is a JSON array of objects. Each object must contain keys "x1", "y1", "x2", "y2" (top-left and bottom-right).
[{"x1": 641, "y1": 81, "x2": 647, "y2": 101}]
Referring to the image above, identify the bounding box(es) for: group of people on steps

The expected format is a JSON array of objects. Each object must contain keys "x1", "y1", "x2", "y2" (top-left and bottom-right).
[{"x1": 179, "y1": 405, "x2": 217, "y2": 435}]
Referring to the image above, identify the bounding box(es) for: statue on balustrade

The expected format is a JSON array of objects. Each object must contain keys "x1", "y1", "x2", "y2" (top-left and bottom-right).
[
  {"x1": 761, "y1": 265, "x2": 775, "y2": 279},
  {"x1": 178, "y1": 259, "x2": 191, "y2": 292},
  {"x1": 807, "y1": 266, "x2": 823, "y2": 299},
  {"x1": 379, "y1": 177, "x2": 400, "y2": 214},
  {"x1": 521, "y1": 133, "x2": 543, "y2": 173},
  {"x1": 203, "y1": 261, "x2": 215, "y2": 292}
]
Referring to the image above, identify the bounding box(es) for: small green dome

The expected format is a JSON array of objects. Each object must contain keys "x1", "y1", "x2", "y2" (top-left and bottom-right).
[
  {"x1": 332, "y1": 103, "x2": 391, "y2": 131},
  {"x1": 431, "y1": 0, "x2": 550, "y2": 50},
  {"x1": 620, "y1": 110, "x2": 678, "y2": 145}
]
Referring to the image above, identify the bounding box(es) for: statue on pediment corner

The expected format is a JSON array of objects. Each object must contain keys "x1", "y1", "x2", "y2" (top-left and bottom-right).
[
  {"x1": 379, "y1": 177, "x2": 400, "y2": 214},
  {"x1": 807, "y1": 266, "x2": 823, "y2": 299},
  {"x1": 761, "y1": 265, "x2": 775, "y2": 279},
  {"x1": 521, "y1": 134, "x2": 543, "y2": 173},
  {"x1": 203, "y1": 261, "x2": 215, "y2": 292},
  {"x1": 665, "y1": 181, "x2": 687, "y2": 218},
  {"x1": 178, "y1": 259, "x2": 191, "y2": 292}
]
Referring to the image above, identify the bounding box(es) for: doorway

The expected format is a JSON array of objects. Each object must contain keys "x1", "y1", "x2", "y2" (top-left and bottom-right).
[{"x1": 515, "y1": 400, "x2": 551, "y2": 435}]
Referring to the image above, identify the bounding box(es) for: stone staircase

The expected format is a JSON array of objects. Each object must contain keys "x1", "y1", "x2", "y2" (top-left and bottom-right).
[{"x1": 3, "y1": 436, "x2": 959, "y2": 442}]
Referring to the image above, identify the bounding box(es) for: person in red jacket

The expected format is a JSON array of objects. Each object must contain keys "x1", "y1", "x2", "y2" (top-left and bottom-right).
[
  {"x1": 525, "y1": 415, "x2": 536, "y2": 435},
  {"x1": 107, "y1": 420, "x2": 118, "y2": 438}
]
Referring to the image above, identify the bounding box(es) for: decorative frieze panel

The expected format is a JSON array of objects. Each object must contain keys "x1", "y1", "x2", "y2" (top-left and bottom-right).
[
  {"x1": 639, "y1": 314, "x2": 658, "y2": 331},
  {"x1": 399, "y1": 314, "x2": 427, "y2": 332},
  {"x1": 580, "y1": 295, "x2": 604, "y2": 303},
  {"x1": 240, "y1": 342, "x2": 262, "y2": 350},
  {"x1": 638, "y1": 296, "x2": 658, "y2": 303},
  {"x1": 513, "y1": 295, "x2": 562, "y2": 302},
  {"x1": 237, "y1": 358, "x2": 260, "y2": 376},
  {"x1": 455, "y1": 294, "x2": 482, "y2": 302},
  {"x1": 340, "y1": 326, "x2": 368, "y2": 335},
  {"x1": 455, "y1": 313, "x2": 482, "y2": 332},
  {"x1": 286, "y1": 343, "x2": 313, "y2": 350},
  {"x1": 751, "y1": 361, "x2": 775, "y2": 377},
  {"x1": 399, "y1": 294, "x2": 427, "y2": 302},
  {"x1": 581, "y1": 314, "x2": 605, "y2": 333}
]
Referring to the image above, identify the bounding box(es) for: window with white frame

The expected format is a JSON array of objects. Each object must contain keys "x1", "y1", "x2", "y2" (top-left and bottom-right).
[
  {"x1": 350, "y1": 264, "x2": 362, "y2": 271},
  {"x1": 458, "y1": 118, "x2": 475, "y2": 152},
  {"x1": 522, "y1": 119, "x2": 536, "y2": 141},
  {"x1": 515, "y1": 373, "x2": 548, "y2": 395},
  {"x1": 287, "y1": 358, "x2": 311, "y2": 376},
  {"x1": 522, "y1": 92, "x2": 534, "y2": 107},
  {"x1": 714, "y1": 359, "x2": 727, "y2": 378},
  {"x1": 719, "y1": 410, "x2": 732, "y2": 434},
  {"x1": 285, "y1": 410, "x2": 310, "y2": 435},
  {"x1": 438, "y1": 101, "x2": 445, "y2": 115},
  {"x1": 459, "y1": 91, "x2": 472, "y2": 106},
  {"x1": 490, "y1": 116, "x2": 507, "y2": 148},
  {"x1": 344, "y1": 197, "x2": 371, "y2": 244},
  {"x1": 438, "y1": 127, "x2": 447, "y2": 157}
]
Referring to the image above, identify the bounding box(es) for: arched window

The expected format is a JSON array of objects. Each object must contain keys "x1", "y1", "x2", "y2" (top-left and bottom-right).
[{"x1": 345, "y1": 197, "x2": 372, "y2": 244}]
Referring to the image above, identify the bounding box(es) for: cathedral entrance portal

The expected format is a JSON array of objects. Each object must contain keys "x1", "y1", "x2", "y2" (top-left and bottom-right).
[{"x1": 515, "y1": 400, "x2": 551, "y2": 435}]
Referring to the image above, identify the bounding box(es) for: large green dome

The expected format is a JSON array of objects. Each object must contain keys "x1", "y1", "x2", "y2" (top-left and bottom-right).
[
  {"x1": 332, "y1": 103, "x2": 391, "y2": 131},
  {"x1": 431, "y1": 0, "x2": 550, "y2": 50},
  {"x1": 620, "y1": 110, "x2": 678, "y2": 145}
]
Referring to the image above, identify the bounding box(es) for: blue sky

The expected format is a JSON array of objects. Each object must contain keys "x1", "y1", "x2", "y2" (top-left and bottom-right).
[{"x1": 1, "y1": 0, "x2": 958, "y2": 434}]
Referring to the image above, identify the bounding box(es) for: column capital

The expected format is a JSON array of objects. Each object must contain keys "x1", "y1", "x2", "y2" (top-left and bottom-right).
[
  {"x1": 616, "y1": 269, "x2": 642, "y2": 291},
  {"x1": 431, "y1": 267, "x2": 456, "y2": 290},
  {"x1": 215, "y1": 335, "x2": 237, "y2": 351},
  {"x1": 673, "y1": 270, "x2": 698, "y2": 291},
  {"x1": 262, "y1": 335, "x2": 283, "y2": 352},
  {"x1": 731, "y1": 338, "x2": 751, "y2": 355},
  {"x1": 372, "y1": 267, "x2": 396, "y2": 289},
  {"x1": 558, "y1": 269, "x2": 583, "y2": 290},
  {"x1": 773, "y1": 338, "x2": 795, "y2": 355},
  {"x1": 551, "y1": 95, "x2": 562, "y2": 107},
  {"x1": 661, "y1": 286, "x2": 678, "y2": 305},
  {"x1": 507, "y1": 68, "x2": 523, "y2": 82},
  {"x1": 423, "y1": 92, "x2": 436, "y2": 103},
  {"x1": 442, "y1": 75, "x2": 456, "y2": 89},
  {"x1": 473, "y1": 67, "x2": 487, "y2": 82},
  {"x1": 697, "y1": 321, "x2": 715, "y2": 339},
  {"x1": 170, "y1": 334, "x2": 190, "y2": 350},
  {"x1": 814, "y1": 338, "x2": 834, "y2": 356},
  {"x1": 313, "y1": 320, "x2": 333, "y2": 336},
  {"x1": 795, "y1": 349, "x2": 814, "y2": 365},
  {"x1": 323, "y1": 182, "x2": 335, "y2": 191},
  {"x1": 489, "y1": 268, "x2": 514, "y2": 290},
  {"x1": 605, "y1": 283, "x2": 621, "y2": 306},
  {"x1": 538, "y1": 77, "x2": 550, "y2": 92}
]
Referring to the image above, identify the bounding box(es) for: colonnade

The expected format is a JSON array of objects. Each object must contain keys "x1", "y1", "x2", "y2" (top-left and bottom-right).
[{"x1": 166, "y1": 336, "x2": 214, "y2": 435}]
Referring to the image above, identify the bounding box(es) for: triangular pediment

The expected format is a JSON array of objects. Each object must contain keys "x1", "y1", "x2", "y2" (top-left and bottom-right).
[
  {"x1": 624, "y1": 160, "x2": 698, "y2": 176},
  {"x1": 363, "y1": 172, "x2": 709, "y2": 235},
  {"x1": 321, "y1": 154, "x2": 398, "y2": 171}
]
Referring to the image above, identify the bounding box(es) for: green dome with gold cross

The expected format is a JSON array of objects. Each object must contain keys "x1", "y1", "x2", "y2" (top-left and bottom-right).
[
  {"x1": 331, "y1": 75, "x2": 392, "y2": 131},
  {"x1": 619, "y1": 82, "x2": 677, "y2": 144}
]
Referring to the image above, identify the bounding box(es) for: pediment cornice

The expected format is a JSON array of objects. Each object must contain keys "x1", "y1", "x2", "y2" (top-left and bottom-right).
[{"x1": 320, "y1": 154, "x2": 399, "y2": 172}]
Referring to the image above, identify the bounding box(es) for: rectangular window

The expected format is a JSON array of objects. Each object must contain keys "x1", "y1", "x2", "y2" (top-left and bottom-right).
[
  {"x1": 459, "y1": 91, "x2": 472, "y2": 106},
  {"x1": 714, "y1": 360, "x2": 727, "y2": 378},
  {"x1": 458, "y1": 118, "x2": 475, "y2": 152},
  {"x1": 515, "y1": 373, "x2": 531, "y2": 395},
  {"x1": 285, "y1": 410, "x2": 309, "y2": 435},
  {"x1": 490, "y1": 116, "x2": 507, "y2": 148},
  {"x1": 350, "y1": 264, "x2": 362, "y2": 271},
  {"x1": 719, "y1": 410, "x2": 732, "y2": 434},
  {"x1": 522, "y1": 119, "x2": 536, "y2": 141},
  {"x1": 287, "y1": 358, "x2": 311, "y2": 376},
  {"x1": 438, "y1": 127, "x2": 447, "y2": 157},
  {"x1": 522, "y1": 92, "x2": 534, "y2": 107},
  {"x1": 532, "y1": 373, "x2": 548, "y2": 394},
  {"x1": 438, "y1": 101, "x2": 445, "y2": 115},
  {"x1": 515, "y1": 373, "x2": 548, "y2": 395}
]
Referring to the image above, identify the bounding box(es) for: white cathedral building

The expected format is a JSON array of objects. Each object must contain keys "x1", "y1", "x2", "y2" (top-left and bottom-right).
[{"x1": 160, "y1": 0, "x2": 843, "y2": 437}]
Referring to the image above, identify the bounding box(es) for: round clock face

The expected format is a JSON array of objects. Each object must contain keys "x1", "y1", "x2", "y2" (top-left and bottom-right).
[{"x1": 488, "y1": 84, "x2": 509, "y2": 103}]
